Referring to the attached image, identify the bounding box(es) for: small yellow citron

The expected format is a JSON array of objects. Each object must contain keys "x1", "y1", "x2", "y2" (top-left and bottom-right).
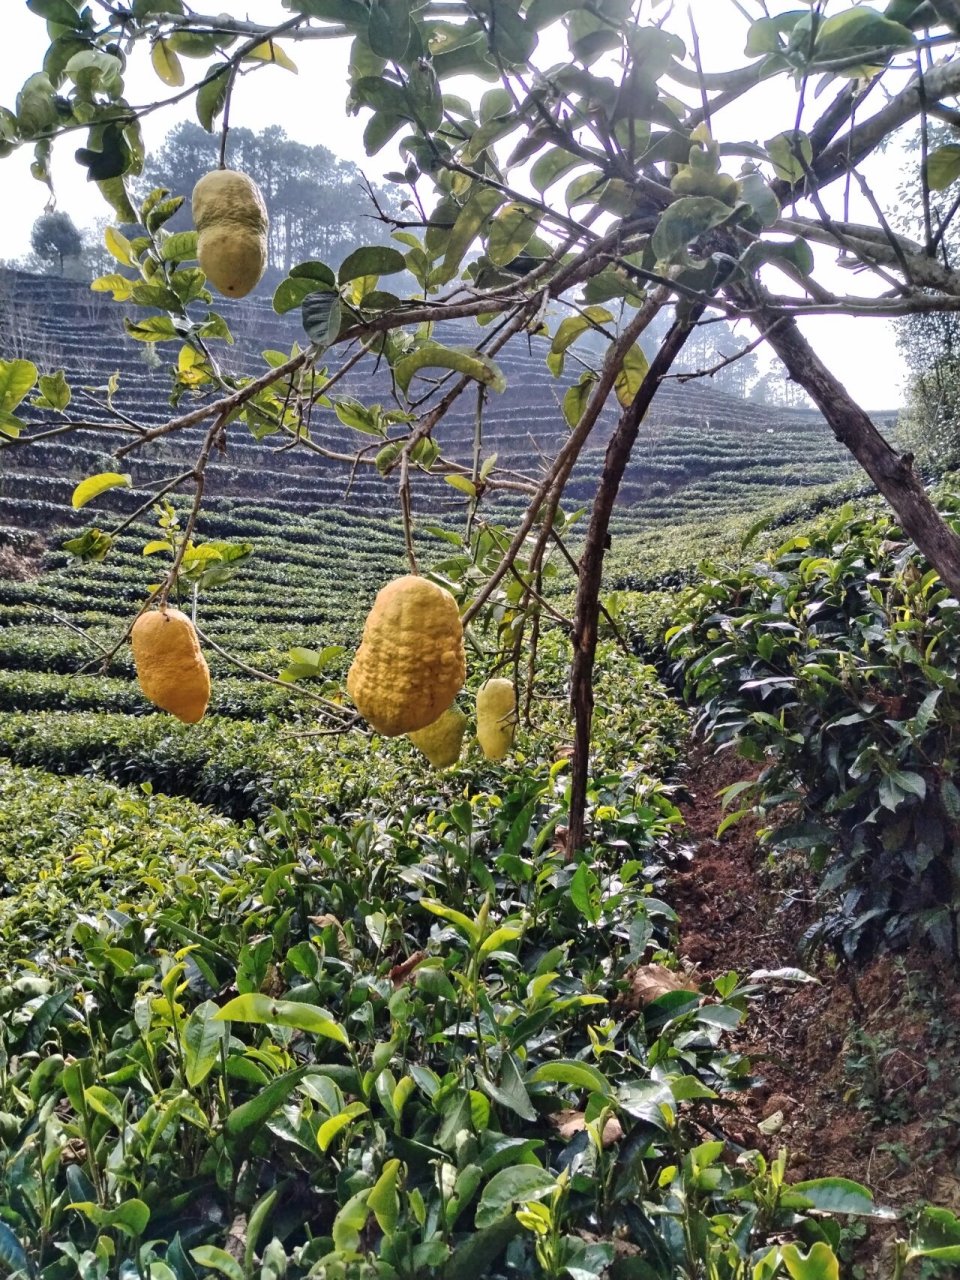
[
  {"x1": 347, "y1": 574, "x2": 466, "y2": 736},
  {"x1": 131, "y1": 607, "x2": 211, "y2": 724},
  {"x1": 192, "y1": 169, "x2": 268, "y2": 298},
  {"x1": 408, "y1": 706, "x2": 468, "y2": 769},
  {"x1": 476, "y1": 677, "x2": 516, "y2": 760}
]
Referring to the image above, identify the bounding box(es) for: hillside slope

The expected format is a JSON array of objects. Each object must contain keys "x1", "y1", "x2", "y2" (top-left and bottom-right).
[{"x1": 0, "y1": 270, "x2": 863, "y2": 547}]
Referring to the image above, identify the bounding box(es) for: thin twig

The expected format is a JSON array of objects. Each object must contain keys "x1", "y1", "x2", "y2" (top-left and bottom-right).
[{"x1": 193, "y1": 626, "x2": 355, "y2": 719}]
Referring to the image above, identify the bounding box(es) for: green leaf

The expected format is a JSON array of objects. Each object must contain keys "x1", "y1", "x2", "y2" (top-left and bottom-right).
[
  {"x1": 368, "y1": 0, "x2": 411, "y2": 58},
  {"x1": 766, "y1": 131, "x2": 813, "y2": 184},
  {"x1": 368, "y1": 1158, "x2": 402, "y2": 1234},
  {"x1": 338, "y1": 245, "x2": 407, "y2": 284},
  {"x1": 528, "y1": 1060, "x2": 612, "y2": 1097},
  {"x1": 563, "y1": 372, "x2": 598, "y2": 427},
  {"x1": 71, "y1": 471, "x2": 132, "y2": 510},
  {"x1": 614, "y1": 343, "x2": 650, "y2": 408},
  {"x1": 812, "y1": 10, "x2": 914, "y2": 65},
  {"x1": 779, "y1": 1243, "x2": 840, "y2": 1280},
  {"x1": 332, "y1": 1189, "x2": 371, "y2": 1254},
  {"x1": 215, "y1": 993, "x2": 349, "y2": 1045},
  {"x1": 36, "y1": 369, "x2": 72, "y2": 411},
  {"x1": 63, "y1": 527, "x2": 113, "y2": 561},
  {"x1": 124, "y1": 315, "x2": 180, "y2": 342},
  {"x1": 569, "y1": 861, "x2": 601, "y2": 925},
  {"x1": 196, "y1": 64, "x2": 231, "y2": 131},
  {"x1": 479, "y1": 1053, "x2": 536, "y2": 1122},
  {"x1": 443, "y1": 187, "x2": 505, "y2": 274},
  {"x1": 551, "y1": 307, "x2": 613, "y2": 358},
  {"x1": 189, "y1": 1246, "x2": 245, "y2": 1280},
  {"x1": 395, "y1": 344, "x2": 506, "y2": 395},
  {"x1": 486, "y1": 202, "x2": 542, "y2": 267},
  {"x1": 0, "y1": 410, "x2": 23, "y2": 440},
  {"x1": 419, "y1": 898, "x2": 481, "y2": 944},
  {"x1": 160, "y1": 230, "x2": 198, "y2": 262},
  {"x1": 68, "y1": 1200, "x2": 150, "y2": 1237},
  {"x1": 0, "y1": 1224, "x2": 28, "y2": 1277},
  {"x1": 651, "y1": 196, "x2": 734, "y2": 264},
  {"x1": 317, "y1": 1101, "x2": 369, "y2": 1151},
  {"x1": 28, "y1": 0, "x2": 87, "y2": 25},
  {"x1": 151, "y1": 38, "x2": 185, "y2": 87},
  {"x1": 273, "y1": 261, "x2": 335, "y2": 313},
  {"x1": 738, "y1": 171, "x2": 780, "y2": 227},
  {"x1": 446, "y1": 474, "x2": 477, "y2": 497},
  {"x1": 927, "y1": 144, "x2": 960, "y2": 191},
  {"x1": 531, "y1": 147, "x2": 582, "y2": 194},
  {"x1": 0, "y1": 359, "x2": 38, "y2": 413},
  {"x1": 97, "y1": 176, "x2": 138, "y2": 223},
  {"x1": 223, "y1": 1066, "x2": 310, "y2": 1140},
  {"x1": 302, "y1": 292, "x2": 341, "y2": 346},
  {"x1": 443, "y1": 1218, "x2": 522, "y2": 1280},
  {"x1": 475, "y1": 1165, "x2": 555, "y2": 1229},
  {"x1": 907, "y1": 1207, "x2": 960, "y2": 1261},
  {"x1": 184, "y1": 1001, "x2": 226, "y2": 1088},
  {"x1": 788, "y1": 1177, "x2": 895, "y2": 1218},
  {"x1": 83, "y1": 1085, "x2": 124, "y2": 1126},
  {"x1": 334, "y1": 397, "x2": 382, "y2": 435}
]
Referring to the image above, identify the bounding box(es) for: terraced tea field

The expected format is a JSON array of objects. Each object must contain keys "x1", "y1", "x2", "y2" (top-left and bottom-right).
[
  {"x1": 0, "y1": 267, "x2": 881, "y2": 724},
  {"x1": 1, "y1": 269, "x2": 863, "y2": 542}
]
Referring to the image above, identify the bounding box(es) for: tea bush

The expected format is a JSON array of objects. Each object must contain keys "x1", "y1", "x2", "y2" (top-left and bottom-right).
[
  {"x1": 669, "y1": 500, "x2": 960, "y2": 956},
  {"x1": 0, "y1": 765, "x2": 251, "y2": 965},
  {"x1": 0, "y1": 755, "x2": 906, "y2": 1279}
]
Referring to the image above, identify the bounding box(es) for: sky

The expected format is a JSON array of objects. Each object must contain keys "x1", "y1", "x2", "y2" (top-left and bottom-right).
[{"x1": 0, "y1": 0, "x2": 923, "y2": 409}]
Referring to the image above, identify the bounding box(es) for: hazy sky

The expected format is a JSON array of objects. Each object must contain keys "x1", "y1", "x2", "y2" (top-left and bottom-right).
[{"x1": 0, "y1": 1, "x2": 920, "y2": 409}]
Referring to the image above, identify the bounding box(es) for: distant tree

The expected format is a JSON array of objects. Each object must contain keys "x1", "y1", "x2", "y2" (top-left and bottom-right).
[
  {"x1": 80, "y1": 216, "x2": 115, "y2": 281},
  {"x1": 897, "y1": 311, "x2": 960, "y2": 469},
  {"x1": 141, "y1": 122, "x2": 397, "y2": 280},
  {"x1": 29, "y1": 212, "x2": 82, "y2": 275},
  {"x1": 894, "y1": 125, "x2": 960, "y2": 470}
]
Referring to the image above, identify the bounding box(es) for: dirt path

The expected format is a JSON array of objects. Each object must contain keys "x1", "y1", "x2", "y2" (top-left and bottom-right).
[{"x1": 670, "y1": 740, "x2": 960, "y2": 1226}]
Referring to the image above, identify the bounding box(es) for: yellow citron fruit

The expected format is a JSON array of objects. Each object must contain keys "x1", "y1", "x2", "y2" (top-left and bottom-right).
[
  {"x1": 192, "y1": 169, "x2": 268, "y2": 298},
  {"x1": 131, "y1": 607, "x2": 211, "y2": 723},
  {"x1": 408, "y1": 705, "x2": 468, "y2": 769},
  {"x1": 476, "y1": 678, "x2": 516, "y2": 761},
  {"x1": 347, "y1": 574, "x2": 466, "y2": 736}
]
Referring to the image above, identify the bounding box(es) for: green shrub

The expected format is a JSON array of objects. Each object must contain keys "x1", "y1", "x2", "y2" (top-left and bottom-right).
[
  {"x1": 0, "y1": 764, "x2": 250, "y2": 964},
  {"x1": 0, "y1": 670, "x2": 306, "y2": 719},
  {"x1": 669, "y1": 500, "x2": 960, "y2": 956}
]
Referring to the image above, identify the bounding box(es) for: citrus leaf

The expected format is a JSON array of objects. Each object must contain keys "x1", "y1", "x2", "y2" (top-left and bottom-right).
[
  {"x1": 394, "y1": 344, "x2": 506, "y2": 395},
  {"x1": 245, "y1": 40, "x2": 298, "y2": 72},
  {"x1": 71, "y1": 472, "x2": 132, "y2": 509},
  {"x1": 151, "y1": 38, "x2": 185, "y2": 87},
  {"x1": 338, "y1": 245, "x2": 406, "y2": 284}
]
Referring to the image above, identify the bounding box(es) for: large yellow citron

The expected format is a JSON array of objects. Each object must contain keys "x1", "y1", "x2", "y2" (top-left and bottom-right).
[
  {"x1": 131, "y1": 608, "x2": 210, "y2": 724},
  {"x1": 408, "y1": 706, "x2": 468, "y2": 769},
  {"x1": 192, "y1": 169, "x2": 268, "y2": 298},
  {"x1": 476, "y1": 678, "x2": 516, "y2": 760},
  {"x1": 347, "y1": 575, "x2": 466, "y2": 736}
]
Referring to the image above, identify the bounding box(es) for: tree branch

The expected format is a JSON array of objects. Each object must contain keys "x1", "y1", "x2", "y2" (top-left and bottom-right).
[{"x1": 566, "y1": 312, "x2": 700, "y2": 856}]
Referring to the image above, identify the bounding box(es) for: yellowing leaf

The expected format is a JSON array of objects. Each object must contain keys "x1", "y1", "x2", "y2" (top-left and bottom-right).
[
  {"x1": 91, "y1": 273, "x2": 134, "y2": 300},
  {"x1": 151, "y1": 38, "x2": 185, "y2": 87},
  {"x1": 142, "y1": 540, "x2": 173, "y2": 556},
  {"x1": 614, "y1": 344, "x2": 650, "y2": 408},
  {"x1": 104, "y1": 226, "x2": 134, "y2": 267},
  {"x1": 445, "y1": 474, "x2": 477, "y2": 497},
  {"x1": 71, "y1": 472, "x2": 132, "y2": 510},
  {"x1": 246, "y1": 40, "x2": 297, "y2": 72}
]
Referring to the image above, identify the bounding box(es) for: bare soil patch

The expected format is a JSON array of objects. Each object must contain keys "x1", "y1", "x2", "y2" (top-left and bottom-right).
[
  {"x1": 671, "y1": 740, "x2": 960, "y2": 1228},
  {"x1": 0, "y1": 540, "x2": 43, "y2": 580}
]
